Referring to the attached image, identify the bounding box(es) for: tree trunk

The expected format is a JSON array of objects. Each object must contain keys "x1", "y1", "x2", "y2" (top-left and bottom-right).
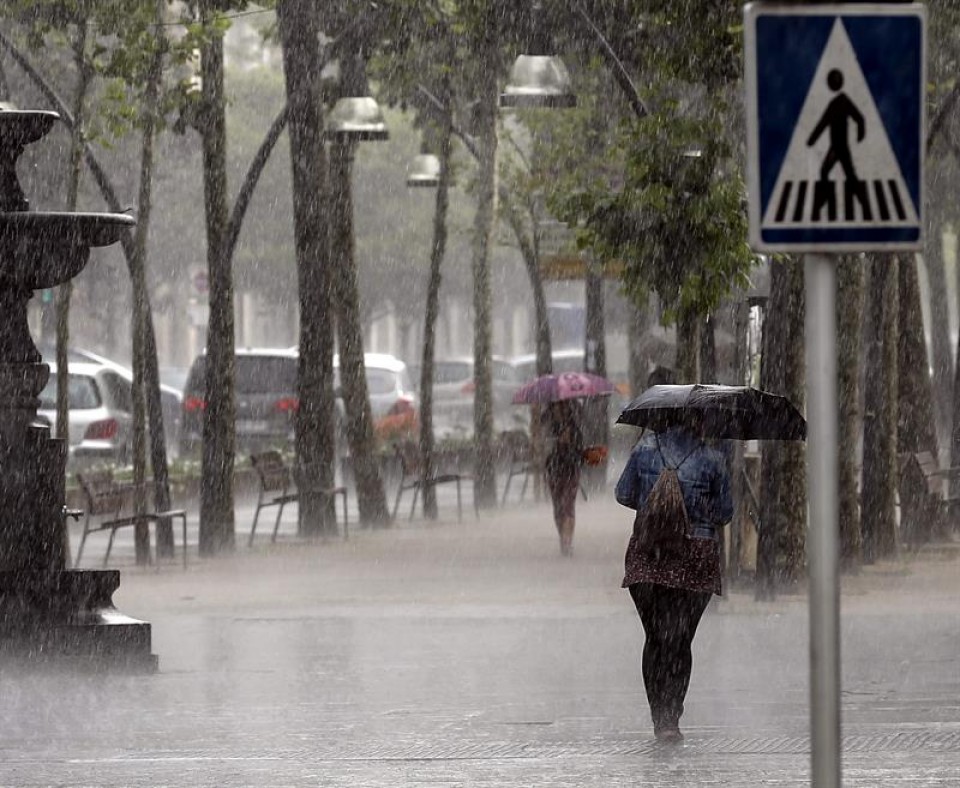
[
  {"x1": 130, "y1": 9, "x2": 168, "y2": 565},
  {"x1": 503, "y1": 198, "x2": 552, "y2": 502},
  {"x1": 756, "y1": 258, "x2": 806, "y2": 597},
  {"x1": 674, "y1": 306, "x2": 700, "y2": 383},
  {"x1": 503, "y1": 206, "x2": 552, "y2": 378},
  {"x1": 836, "y1": 255, "x2": 863, "y2": 572},
  {"x1": 861, "y1": 254, "x2": 899, "y2": 562},
  {"x1": 419, "y1": 112, "x2": 453, "y2": 520},
  {"x1": 329, "y1": 141, "x2": 389, "y2": 526},
  {"x1": 277, "y1": 0, "x2": 337, "y2": 536},
  {"x1": 897, "y1": 253, "x2": 939, "y2": 544},
  {"x1": 470, "y1": 13, "x2": 500, "y2": 509},
  {"x1": 699, "y1": 313, "x2": 717, "y2": 382},
  {"x1": 778, "y1": 260, "x2": 806, "y2": 584},
  {"x1": 727, "y1": 298, "x2": 750, "y2": 580},
  {"x1": 923, "y1": 214, "x2": 953, "y2": 451},
  {"x1": 582, "y1": 257, "x2": 608, "y2": 490},
  {"x1": 198, "y1": 0, "x2": 235, "y2": 555},
  {"x1": 56, "y1": 21, "x2": 91, "y2": 565},
  {"x1": 627, "y1": 299, "x2": 650, "y2": 395},
  {"x1": 756, "y1": 261, "x2": 786, "y2": 600}
]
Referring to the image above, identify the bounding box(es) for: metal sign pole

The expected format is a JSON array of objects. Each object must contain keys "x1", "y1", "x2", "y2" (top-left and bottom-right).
[
  {"x1": 746, "y1": 4, "x2": 924, "y2": 785},
  {"x1": 804, "y1": 252, "x2": 841, "y2": 788}
]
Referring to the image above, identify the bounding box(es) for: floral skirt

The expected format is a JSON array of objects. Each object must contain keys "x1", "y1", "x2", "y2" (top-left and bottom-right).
[{"x1": 622, "y1": 533, "x2": 722, "y2": 595}]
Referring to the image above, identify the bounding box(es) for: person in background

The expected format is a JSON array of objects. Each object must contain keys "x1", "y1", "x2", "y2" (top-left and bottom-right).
[
  {"x1": 646, "y1": 365, "x2": 676, "y2": 387},
  {"x1": 543, "y1": 399, "x2": 584, "y2": 557},
  {"x1": 615, "y1": 422, "x2": 733, "y2": 743}
]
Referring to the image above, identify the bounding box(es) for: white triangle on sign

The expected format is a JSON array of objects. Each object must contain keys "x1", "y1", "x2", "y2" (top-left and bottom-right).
[{"x1": 762, "y1": 19, "x2": 918, "y2": 229}]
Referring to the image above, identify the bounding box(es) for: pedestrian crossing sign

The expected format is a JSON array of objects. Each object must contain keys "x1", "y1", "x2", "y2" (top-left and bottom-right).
[{"x1": 745, "y1": 3, "x2": 926, "y2": 252}]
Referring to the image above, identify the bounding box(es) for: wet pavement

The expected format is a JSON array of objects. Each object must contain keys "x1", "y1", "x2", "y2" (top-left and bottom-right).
[{"x1": 4, "y1": 486, "x2": 960, "y2": 786}]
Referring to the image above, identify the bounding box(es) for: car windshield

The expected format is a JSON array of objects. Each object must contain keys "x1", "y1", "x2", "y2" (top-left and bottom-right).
[
  {"x1": 492, "y1": 360, "x2": 517, "y2": 383},
  {"x1": 39, "y1": 374, "x2": 101, "y2": 410},
  {"x1": 365, "y1": 368, "x2": 397, "y2": 395},
  {"x1": 434, "y1": 362, "x2": 472, "y2": 384},
  {"x1": 187, "y1": 356, "x2": 298, "y2": 396},
  {"x1": 333, "y1": 366, "x2": 402, "y2": 396},
  {"x1": 552, "y1": 355, "x2": 585, "y2": 373}
]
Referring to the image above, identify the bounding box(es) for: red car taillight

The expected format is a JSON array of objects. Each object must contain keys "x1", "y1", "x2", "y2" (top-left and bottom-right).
[
  {"x1": 84, "y1": 418, "x2": 118, "y2": 441},
  {"x1": 388, "y1": 397, "x2": 416, "y2": 417},
  {"x1": 274, "y1": 397, "x2": 299, "y2": 413},
  {"x1": 183, "y1": 396, "x2": 206, "y2": 412}
]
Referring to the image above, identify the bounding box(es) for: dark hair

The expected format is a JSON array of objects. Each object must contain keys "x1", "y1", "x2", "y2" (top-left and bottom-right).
[{"x1": 647, "y1": 366, "x2": 676, "y2": 387}]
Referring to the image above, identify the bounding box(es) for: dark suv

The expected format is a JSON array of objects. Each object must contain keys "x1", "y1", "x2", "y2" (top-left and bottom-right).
[{"x1": 179, "y1": 349, "x2": 299, "y2": 456}]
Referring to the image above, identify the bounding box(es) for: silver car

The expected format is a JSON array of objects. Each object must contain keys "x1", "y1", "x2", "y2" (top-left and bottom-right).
[
  {"x1": 37, "y1": 362, "x2": 135, "y2": 467},
  {"x1": 37, "y1": 360, "x2": 182, "y2": 467},
  {"x1": 424, "y1": 355, "x2": 519, "y2": 437},
  {"x1": 333, "y1": 352, "x2": 419, "y2": 446}
]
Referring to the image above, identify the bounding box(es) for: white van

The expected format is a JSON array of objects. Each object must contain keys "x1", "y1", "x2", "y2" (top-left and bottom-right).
[{"x1": 507, "y1": 348, "x2": 586, "y2": 383}]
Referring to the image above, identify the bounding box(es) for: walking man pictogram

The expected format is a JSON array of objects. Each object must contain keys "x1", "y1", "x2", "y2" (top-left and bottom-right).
[{"x1": 807, "y1": 69, "x2": 870, "y2": 221}]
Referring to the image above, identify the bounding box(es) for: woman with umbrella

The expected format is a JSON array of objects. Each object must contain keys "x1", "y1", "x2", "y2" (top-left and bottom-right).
[
  {"x1": 615, "y1": 422, "x2": 732, "y2": 743},
  {"x1": 614, "y1": 383, "x2": 805, "y2": 743},
  {"x1": 542, "y1": 399, "x2": 584, "y2": 556},
  {"x1": 513, "y1": 371, "x2": 614, "y2": 557}
]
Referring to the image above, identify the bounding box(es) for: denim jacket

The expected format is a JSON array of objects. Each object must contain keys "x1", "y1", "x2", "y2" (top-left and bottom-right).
[{"x1": 615, "y1": 427, "x2": 733, "y2": 536}]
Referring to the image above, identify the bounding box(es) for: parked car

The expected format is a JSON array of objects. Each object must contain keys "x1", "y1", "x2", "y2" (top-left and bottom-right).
[
  {"x1": 71, "y1": 349, "x2": 182, "y2": 454},
  {"x1": 37, "y1": 359, "x2": 182, "y2": 467},
  {"x1": 334, "y1": 352, "x2": 419, "y2": 445},
  {"x1": 181, "y1": 349, "x2": 419, "y2": 456},
  {"x1": 37, "y1": 362, "x2": 135, "y2": 467},
  {"x1": 159, "y1": 366, "x2": 191, "y2": 395},
  {"x1": 426, "y1": 355, "x2": 518, "y2": 437},
  {"x1": 507, "y1": 348, "x2": 587, "y2": 383},
  {"x1": 180, "y1": 348, "x2": 299, "y2": 456}
]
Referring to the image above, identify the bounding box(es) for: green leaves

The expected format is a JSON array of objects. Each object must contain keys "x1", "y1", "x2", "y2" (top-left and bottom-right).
[
  {"x1": 507, "y1": 4, "x2": 755, "y2": 325},
  {"x1": 2, "y1": 1, "x2": 253, "y2": 141}
]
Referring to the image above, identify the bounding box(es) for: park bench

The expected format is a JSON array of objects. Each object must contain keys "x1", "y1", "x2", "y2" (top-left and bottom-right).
[
  {"x1": 898, "y1": 451, "x2": 960, "y2": 545},
  {"x1": 75, "y1": 470, "x2": 188, "y2": 568},
  {"x1": 392, "y1": 440, "x2": 477, "y2": 522},
  {"x1": 500, "y1": 430, "x2": 534, "y2": 505},
  {"x1": 248, "y1": 450, "x2": 348, "y2": 545}
]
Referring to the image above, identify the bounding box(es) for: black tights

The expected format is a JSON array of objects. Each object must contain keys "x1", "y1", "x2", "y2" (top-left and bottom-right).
[{"x1": 629, "y1": 582, "x2": 711, "y2": 730}]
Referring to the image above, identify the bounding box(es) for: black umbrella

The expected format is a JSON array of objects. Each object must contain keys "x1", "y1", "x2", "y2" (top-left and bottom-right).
[{"x1": 616, "y1": 384, "x2": 806, "y2": 441}]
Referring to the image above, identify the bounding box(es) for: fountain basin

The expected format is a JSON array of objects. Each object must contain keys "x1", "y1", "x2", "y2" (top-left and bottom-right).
[
  {"x1": 0, "y1": 211, "x2": 135, "y2": 289},
  {"x1": 0, "y1": 110, "x2": 59, "y2": 149}
]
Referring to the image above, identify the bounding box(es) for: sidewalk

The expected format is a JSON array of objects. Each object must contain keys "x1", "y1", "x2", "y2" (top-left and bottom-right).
[{"x1": 4, "y1": 491, "x2": 959, "y2": 786}]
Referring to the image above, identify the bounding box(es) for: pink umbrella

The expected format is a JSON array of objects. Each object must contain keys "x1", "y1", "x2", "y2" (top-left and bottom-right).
[{"x1": 512, "y1": 371, "x2": 615, "y2": 405}]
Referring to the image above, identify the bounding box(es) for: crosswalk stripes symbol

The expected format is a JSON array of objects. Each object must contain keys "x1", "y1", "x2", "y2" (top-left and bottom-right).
[{"x1": 762, "y1": 19, "x2": 919, "y2": 232}]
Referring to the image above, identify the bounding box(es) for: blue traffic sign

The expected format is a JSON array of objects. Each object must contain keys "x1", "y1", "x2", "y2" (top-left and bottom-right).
[{"x1": 745, "y1": 4, "x2": 926, "y2": 252}]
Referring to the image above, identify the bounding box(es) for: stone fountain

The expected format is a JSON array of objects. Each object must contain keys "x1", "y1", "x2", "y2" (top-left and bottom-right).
[{"x1": 0, "y1": 107, "x2": 156, "y2": 670}]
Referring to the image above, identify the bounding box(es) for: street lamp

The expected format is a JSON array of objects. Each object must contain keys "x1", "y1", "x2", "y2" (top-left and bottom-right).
[
  {"x1": 500, "y1": 55, "x2": 577, "y2": 109},
  {"x1": 322, "y1": 85, "x2": 391, "y2": 526},
  {"x1": 406, "y1": 153, "x2": 441, "y2": 188},
  {"x1": 325, "y1": 96, "x2": 389, "y2": 141}
]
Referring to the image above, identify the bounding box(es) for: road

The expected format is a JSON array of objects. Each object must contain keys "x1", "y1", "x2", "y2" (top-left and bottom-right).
[{"x1": 3, "y1": 486, "x2": 959, "y2": 786}]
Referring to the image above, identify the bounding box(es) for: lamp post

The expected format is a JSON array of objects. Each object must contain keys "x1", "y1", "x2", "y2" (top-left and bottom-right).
[
  {"x1": 406, "y1": 152, "x2": 441, "y2": 188},
  {"x1": 324, "y1": 88, "x2": 391, "y2": 526},
  {"x1": 326, "y1": 96, "x2": 389, "y2": 141},
  {"x1": 500, "y1": 55, "x2": 577, "y2": 109},
  {"x1": 412, "y1": 8, "x2": 578, "y2": 509},
  {"x1": 405, "y1": 106, "x2": 454, "y2": 518}
]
